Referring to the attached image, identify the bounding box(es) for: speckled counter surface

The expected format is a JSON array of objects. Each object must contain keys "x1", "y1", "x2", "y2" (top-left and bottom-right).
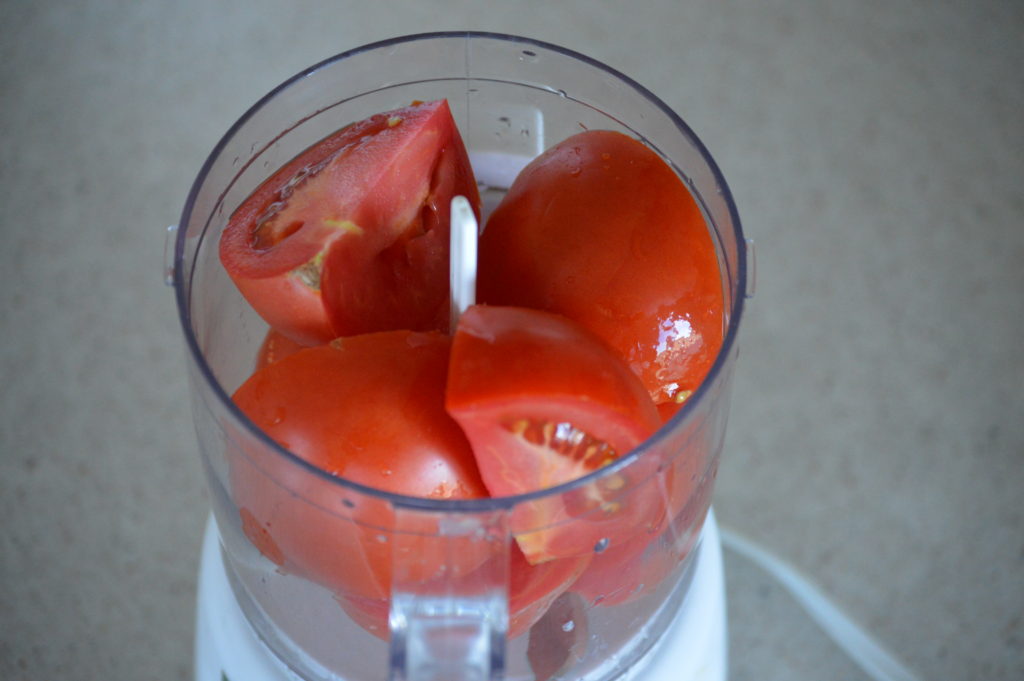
[{"x1": 1, "y1": 2, "x2": 1021, "y2": 679}]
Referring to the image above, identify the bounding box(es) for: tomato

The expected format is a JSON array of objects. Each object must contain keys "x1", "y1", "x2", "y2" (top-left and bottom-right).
[
  {"x1": 229, "y1": 330, "x2": 489, "y2": 601},
  {"x1": 571, "y1": 447, "x2": 715, "y2": 607},
  {"x1": 526, "y1": 591, "x2": 589, "y2": 681},
  {"x1": 569, "y1": 519, "x2": 673, "y2": 607},
  {"x1": 220, "y1": 100, "x2": 480, "y2": 345},
  {"x1": 334, "y1": 592, "x2": 390, "y2": 641},
  {"x1": 478, "y1": 129, "x2": 724, "y2": 419},
  {"x1": 507, "y1": 542, "x2": 590, "y2": 637},
  {"x1": 446, "y1": 305, "x2": 664, "y2": 564},
  {"x1": 254, "y1": 328, "x2": 309, "y2": 369}
]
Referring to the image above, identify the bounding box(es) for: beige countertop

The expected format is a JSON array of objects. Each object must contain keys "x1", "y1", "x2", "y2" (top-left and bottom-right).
[{"x1": 1, "y1": 1, "x2": 1021, "y2": 679}]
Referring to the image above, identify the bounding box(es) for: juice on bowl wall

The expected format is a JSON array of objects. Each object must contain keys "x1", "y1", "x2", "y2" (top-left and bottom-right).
[{"x1": 176, "y1": 33, "x2": 746, "y2": 681}]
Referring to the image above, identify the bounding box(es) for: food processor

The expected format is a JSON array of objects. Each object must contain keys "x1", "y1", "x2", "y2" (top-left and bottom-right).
[{"x1": 172, "y1": 32, "x2": 748, "y2": 681}]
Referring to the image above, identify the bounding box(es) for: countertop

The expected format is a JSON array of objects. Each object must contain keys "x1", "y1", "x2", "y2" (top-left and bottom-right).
[{"x1": 1, "y1": 1, "x2": 1021, "y2": 679}]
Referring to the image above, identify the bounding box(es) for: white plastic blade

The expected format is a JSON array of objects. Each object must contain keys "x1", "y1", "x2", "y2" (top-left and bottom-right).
[{"x1": 449, "y1": 195, "x2": 478, "y2": 332}]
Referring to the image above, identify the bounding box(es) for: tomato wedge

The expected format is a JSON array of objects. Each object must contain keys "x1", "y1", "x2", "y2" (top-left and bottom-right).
[
  {"x1": 253, "y1": 328, "x2": 308, "y2": 369},
  {"x1": 229, "y1": 330, "x2": 489, "y2": 600},
  {"x1": 507, "y1": 542, "x2": 590, "y2": 637},
  {"x1": 568, "y1": 520, "x2": 672, "y2": 607},
  {"x1": 478, "y1": 129, "x2": 724, "y2": 419},
  {"x1": 446, "y1": 305, "x2": 664, "y2": 564},
  {"x1": 220, "y1": 100, "x2": 480, "y2": 345},
  {"x1": 571, "y1": 432, "x2": 715, "y2": 606}
]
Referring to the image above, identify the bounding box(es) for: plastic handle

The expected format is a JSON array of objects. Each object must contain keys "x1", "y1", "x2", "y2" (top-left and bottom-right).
[{"x1": 388, "y1": 506, "x2": 510, "y2": 681}]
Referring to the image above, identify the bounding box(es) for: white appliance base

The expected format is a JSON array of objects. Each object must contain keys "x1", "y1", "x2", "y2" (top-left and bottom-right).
[{"x1": 194, "y1": 511, "x2": 727, "y2": 681}]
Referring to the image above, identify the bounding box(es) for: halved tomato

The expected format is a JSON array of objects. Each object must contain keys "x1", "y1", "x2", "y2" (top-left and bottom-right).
[
  {"x1": 478, "y1": 129, "x2": 724, "y2": 419},
  {"x1": 230, "y1": 330, "x2": 489, "y2": 601},
  {"x1": 446, "y1": 305, "x2": 664, "y2": 564},
  {"x1": 220, "y1": 100, "x2": 480, "y2": 345}
]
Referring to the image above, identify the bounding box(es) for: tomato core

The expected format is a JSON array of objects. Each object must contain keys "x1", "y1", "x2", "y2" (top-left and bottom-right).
[{"x1": 504, "y1": 419, "x2": 618, "y2": 473}]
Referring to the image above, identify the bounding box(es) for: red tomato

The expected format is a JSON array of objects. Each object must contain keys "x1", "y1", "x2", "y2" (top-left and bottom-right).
[
  {"x1": 230, "y1": 330, "x2": 489, "y2": 601},
  {"x1": 254, "y1": 328, "x2": 309, "y2": 369},
  {"x1": 478, "y1": 129, "x2": 724, "y2": 419},
  {"x1": 507, "y1": 542, "x2": 590, "y2": 637},
  {"x1": 446, "y1": 305, "x2": 664, "y2": 565},
  {"x1": 571, "y1": 448, "x2": 715, "y2": 607},
  {"x1": 220, "y1": 100, "x2": 480, "y2": 345},
  {"x1": 526, "y1": 591, "x2": 589, "y2": 681},
  {"x1": 334, "y1": 593, "x2": 390, "y2": 641},
  {"x1": 569, "y1": 514, "x2": 687, "y2": 608}
]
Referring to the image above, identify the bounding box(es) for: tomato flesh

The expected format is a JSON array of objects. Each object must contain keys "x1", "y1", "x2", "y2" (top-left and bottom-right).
[
  {"x1": 254, "y1": 328, "x2": 309, "y2": 369},
  {"x1": 478, "y1": 129, "x2": 724, "y2": 419},
  {"x1": 220, "y1": 100, "x2": 480, "y2": 345},
  {"x1": 230, "y1": 330, "x2": 489, "y2": 600},
  {"x1": 446, "y1": 305, "x2": 664, "y2": 564}
]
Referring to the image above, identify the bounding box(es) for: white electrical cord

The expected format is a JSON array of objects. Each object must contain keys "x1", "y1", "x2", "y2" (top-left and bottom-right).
[{"x1": 719, "y1": 527, "x2": 924, "y2": 681}]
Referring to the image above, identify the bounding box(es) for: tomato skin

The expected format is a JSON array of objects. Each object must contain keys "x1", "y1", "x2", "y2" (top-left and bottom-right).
[
  {"x1": 446, "y1": 305, "x2": 664, "y2": 564},
  {"x1": 229, "y1": 330, "x2": 489, "y2": 600},
  {"x1": 478, "y1": 129, "x2": 724, "y2": 419},
  {"x1": 220, "y1": 100, "x2": 480, "y2": 345}
]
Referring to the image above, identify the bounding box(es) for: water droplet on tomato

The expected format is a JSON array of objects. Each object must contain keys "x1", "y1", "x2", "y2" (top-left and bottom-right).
[
  {"x1": 561, "y1": 620, "x2": 575, "y2": 632},
  {"x1": 593, "y1": 537, "x2": 609, "y2": 553}
]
